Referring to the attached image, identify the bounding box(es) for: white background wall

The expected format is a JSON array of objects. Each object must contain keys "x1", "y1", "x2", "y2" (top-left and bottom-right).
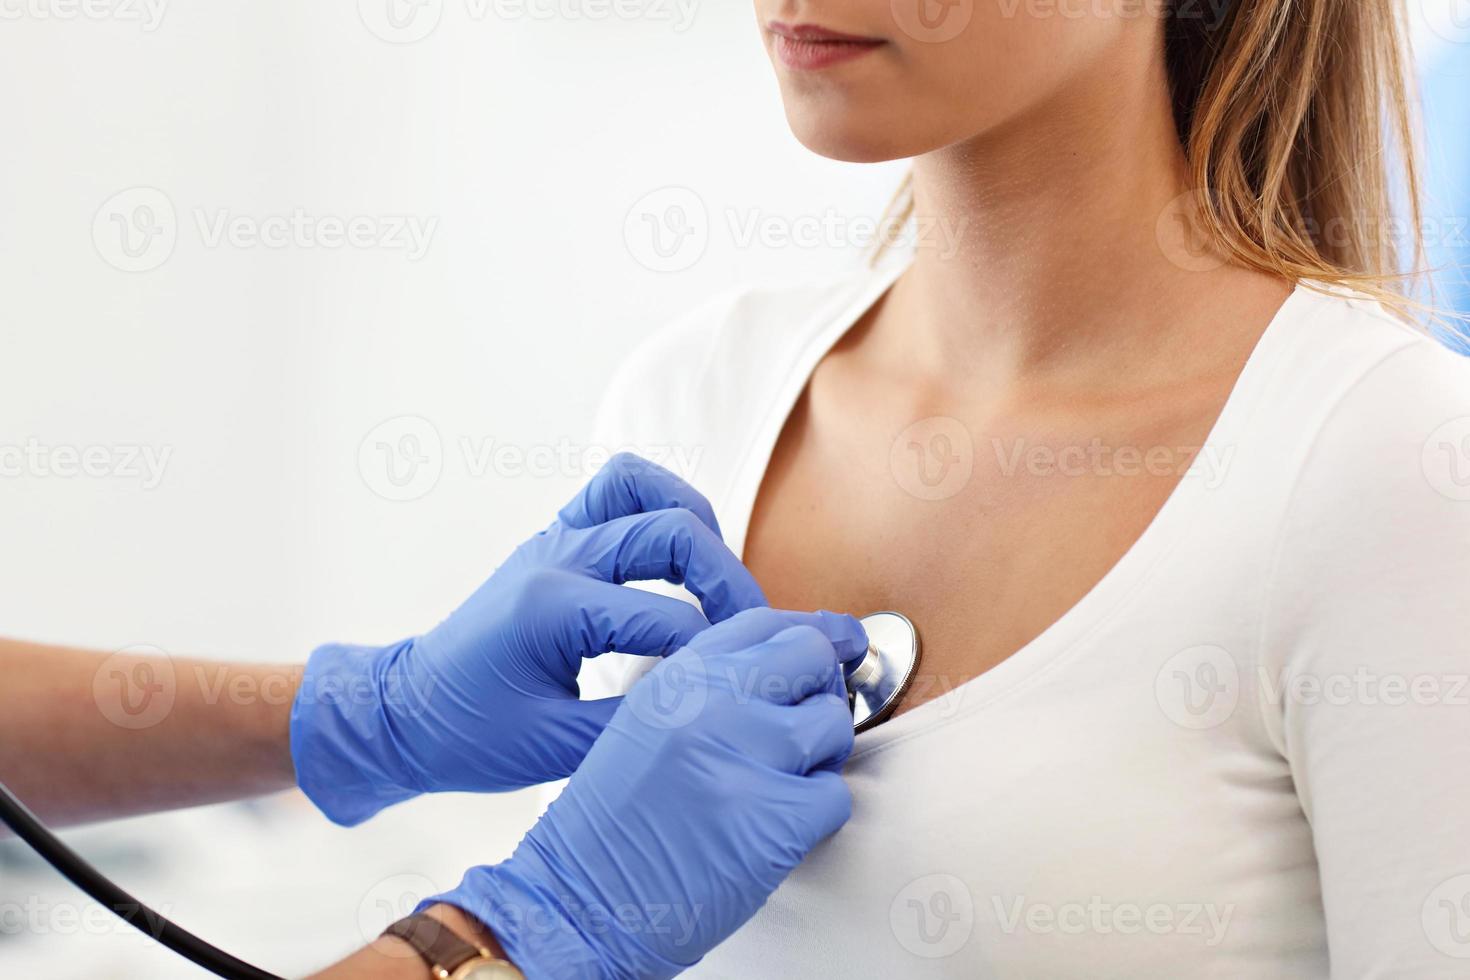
[
  {"x1": 1, "y1": 2, "x2": 1464, "y2": 976},
  {"x1": 0, "y1": 3, "x2": 903, "y2": 976}
]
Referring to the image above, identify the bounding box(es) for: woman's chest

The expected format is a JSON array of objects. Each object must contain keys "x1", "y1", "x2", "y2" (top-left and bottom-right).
[{"x1": 741, "y1": 384, "x2": 1225, "y2": 718}]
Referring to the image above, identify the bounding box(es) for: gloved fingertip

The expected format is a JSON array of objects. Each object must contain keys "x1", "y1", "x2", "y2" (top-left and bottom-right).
[
  {"x1": 552, "y1": 500, "x2": 586, "y2": 530},
  {"x1": 701, "y1": 577, "x2": 770, "y2": 625},
  {"x1": 815, "y1": 610, "x2": 869, "y2": 665},
  {"x1": 807, "y1": 769, "x2": 855, "y2": 834}
]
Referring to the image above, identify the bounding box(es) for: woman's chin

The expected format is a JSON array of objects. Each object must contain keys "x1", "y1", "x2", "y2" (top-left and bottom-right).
[{"x1": 785, "y1": 115, "x2": 920, "y2": 165}]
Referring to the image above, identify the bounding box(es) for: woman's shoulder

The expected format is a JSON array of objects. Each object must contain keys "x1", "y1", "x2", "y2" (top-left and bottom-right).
[
  {"x1": 1249, "y1": 286, "x2": 1470, "y2": 712},
  {"x1": 1263, "y1": 283, "x2": 1470, "y2": 561},
  {"x1": 590, "y1": 261, "x2": 899, "y2": 451},
  {"x1": 1280, "y1": 284, "x2": 1470, "y2": 449}
]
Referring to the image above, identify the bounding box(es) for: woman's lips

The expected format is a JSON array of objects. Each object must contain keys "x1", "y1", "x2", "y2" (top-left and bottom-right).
[{"x1": 767, "y1": 21, "x2": 886, "y2": 71}]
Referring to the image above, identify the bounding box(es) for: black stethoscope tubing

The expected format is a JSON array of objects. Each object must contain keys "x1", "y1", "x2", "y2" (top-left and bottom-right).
[{"x1": 0, "y1": 778, "x2": 282, "y2": 980}]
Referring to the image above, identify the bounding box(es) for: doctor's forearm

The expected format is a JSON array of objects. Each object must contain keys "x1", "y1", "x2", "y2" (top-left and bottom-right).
[
  {"x1": 307, "y1": 904, "x2": 516, "y2": 980},
  {"x1": 0, "y1": 638, "x2": 300, "y2": 827}
]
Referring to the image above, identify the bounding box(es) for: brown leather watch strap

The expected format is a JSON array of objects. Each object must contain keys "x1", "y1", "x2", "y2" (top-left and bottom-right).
[{"x1": 383, "y1": 912, "x2": 490, "y2": 977}]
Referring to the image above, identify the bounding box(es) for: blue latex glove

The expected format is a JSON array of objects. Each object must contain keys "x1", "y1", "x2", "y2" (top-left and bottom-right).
[
  {"x1": 427, "y1": 606, "x2": 868, "y2": 980},
  {"x1": 291, "y1": 453, "x2": 768, "y2": 826}
]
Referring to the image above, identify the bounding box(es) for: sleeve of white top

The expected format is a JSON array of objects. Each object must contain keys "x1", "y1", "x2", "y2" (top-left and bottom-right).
[
  {"x1": 575, "y1": 293, "x2": 737, "y2": 703},
  {"x1": 1259, "y1": 333, "x2": 1470, "y2": 977},
  {"x1": 535, "y1": 303, "x2": 728, "y2": 812}
]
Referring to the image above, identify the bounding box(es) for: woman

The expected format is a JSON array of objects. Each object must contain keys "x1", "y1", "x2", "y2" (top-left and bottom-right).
[{"x1": 583, "y1": 1, "x2": 1470, "y2": 976}]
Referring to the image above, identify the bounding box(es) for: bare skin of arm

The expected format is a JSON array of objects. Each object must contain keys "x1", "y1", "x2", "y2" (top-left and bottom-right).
[
  {"x1": 307, "y1": 903, "x2": 512, "y2": 979},
  {"x1": 0, "y1": 638, "x2": 301, "y2": 827},
  {"x1": 0, "y1": 639, "x2": 522, "y2": 977}
]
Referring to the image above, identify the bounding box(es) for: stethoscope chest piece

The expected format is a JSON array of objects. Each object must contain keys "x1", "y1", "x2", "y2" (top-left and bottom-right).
[{"x1": 847, "y1": 611, "x2": 921, "y2": 734}]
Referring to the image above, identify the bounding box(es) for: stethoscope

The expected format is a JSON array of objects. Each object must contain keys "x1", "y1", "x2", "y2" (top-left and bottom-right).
[
  {"x1": 0, "y1": 612, "x2": 923, "y2": 980},
  {"x1": 848, "y1": 611, "x2": 923, "y2": 733}
]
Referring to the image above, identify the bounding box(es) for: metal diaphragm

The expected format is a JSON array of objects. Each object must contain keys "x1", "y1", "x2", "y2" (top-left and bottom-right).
[{"x1": 847, "y1": 611, "x2": 922, "y2": 734}]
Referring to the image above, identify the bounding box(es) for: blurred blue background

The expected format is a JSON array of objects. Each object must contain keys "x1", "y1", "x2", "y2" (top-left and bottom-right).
[{"x1": 1417, "y1": 10, "x2": 1470, "y2": 353}]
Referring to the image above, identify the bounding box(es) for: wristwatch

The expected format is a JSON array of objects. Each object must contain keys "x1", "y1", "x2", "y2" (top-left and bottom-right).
[{"x1": 383, "y1": 912, "x2": 525, "y2": 979}]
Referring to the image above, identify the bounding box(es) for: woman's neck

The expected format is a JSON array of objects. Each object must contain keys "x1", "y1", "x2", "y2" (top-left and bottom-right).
[{"x1": 879, "y1": 54, "x2": 1288, "y2": 397}]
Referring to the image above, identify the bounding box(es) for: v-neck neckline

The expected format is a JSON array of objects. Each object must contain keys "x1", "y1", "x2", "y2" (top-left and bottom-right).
[{"x1": 715, "y1": 259, "x2": 1322, "y2": 752}]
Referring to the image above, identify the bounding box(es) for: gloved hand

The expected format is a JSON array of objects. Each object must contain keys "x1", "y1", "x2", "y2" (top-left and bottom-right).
[
  {"x1": 290, "y1": 453, "x2": 768, "y2": 826},
  {"x1": 427, "y1": 606, "x2": 868, "y2": 980}
]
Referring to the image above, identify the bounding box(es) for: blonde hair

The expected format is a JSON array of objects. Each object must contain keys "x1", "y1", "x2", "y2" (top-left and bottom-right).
[{"x1": 881, "y1": 0, "x2": 1425, "y2": 316}]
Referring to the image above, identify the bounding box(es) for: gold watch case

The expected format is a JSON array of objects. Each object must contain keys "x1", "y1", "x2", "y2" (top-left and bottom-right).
[{"x1": 446, "y1": 957, "x2": 525, "y2": 980}]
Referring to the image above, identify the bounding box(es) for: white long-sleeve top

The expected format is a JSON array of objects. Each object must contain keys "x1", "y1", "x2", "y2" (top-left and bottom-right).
[{"x1": 577, "y1": 257, "x2": 1470, "y2": 978}]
